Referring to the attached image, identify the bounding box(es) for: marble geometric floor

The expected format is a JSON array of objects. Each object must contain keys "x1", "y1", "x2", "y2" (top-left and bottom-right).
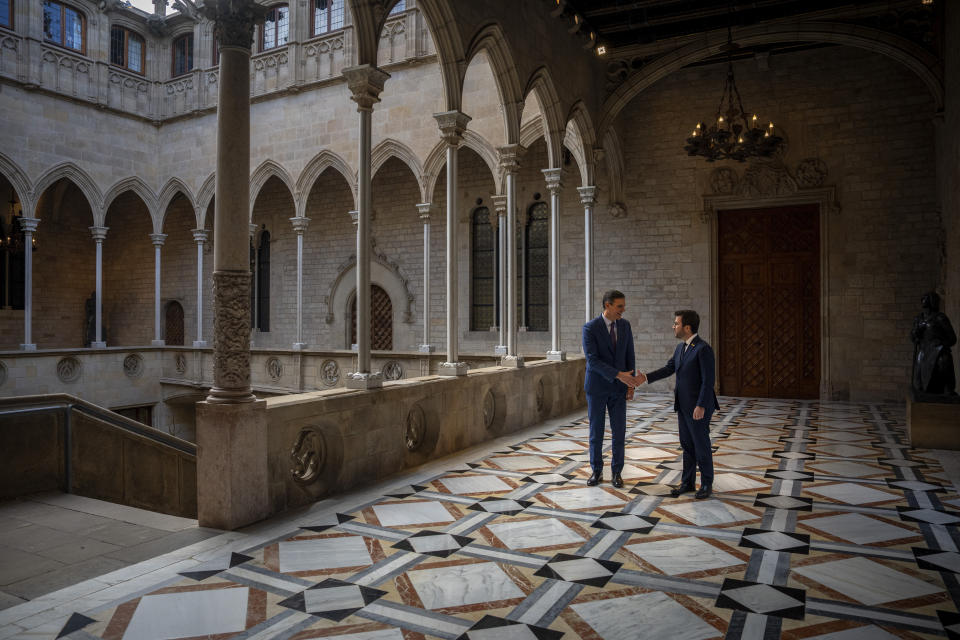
[{"x1": 21, "y1": 396, "x2": 960, "y2": 639}]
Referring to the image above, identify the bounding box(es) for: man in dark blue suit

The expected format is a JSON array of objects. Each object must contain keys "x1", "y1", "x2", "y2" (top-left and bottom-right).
[
  {"x1": 582, "y1": 290, "x2": 639, "y2": 488},
  {"x1": 639, "y1": 310, "x2": 720, "y2": 499}
]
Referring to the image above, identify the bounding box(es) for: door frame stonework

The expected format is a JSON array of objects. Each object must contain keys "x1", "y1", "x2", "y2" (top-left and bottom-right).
[{"x1": 702, "y1": 186, "x2": 839, "y2": 398}]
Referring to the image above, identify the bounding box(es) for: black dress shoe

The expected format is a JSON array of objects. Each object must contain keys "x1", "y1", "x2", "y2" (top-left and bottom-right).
[
  {"x1": 695, "y1": 485, "x2": 713, "y2": 499},
  {"x1": 669, "y1": 483, "x2": 695, "y2": 498},
  {"x1": 612, "y1": 473, "x2": 624, "y2": 488},
  {"x1": 587, "y1": 471, "x2": 602, "y2": 486}
]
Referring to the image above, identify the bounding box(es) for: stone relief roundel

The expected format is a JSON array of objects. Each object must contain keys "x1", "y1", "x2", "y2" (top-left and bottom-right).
[
  {"x1": 123, "y1": 353, "x2": 144, "y2": 378},
  {"x1": 710, "y1": 167, "x2": 738, "y2": 194},
  {"x1": 175, "y1": 353, "x2": 187, "y2": 375},
  {"x1": 320, "y1": 359, "x2": 340, "y2": 387},
  {"x1": 795, "y1": 157, "x2": 828, "y2": 188},
  {"x1": 57, "y1": 357, "x2": 82, "y2": 383},
  {"x1": 404, "y1": 404, "x2": 426, "y2": 452},
  {"x1": 382, "y1": 360, "x2": 403, "y2": 381},
  {"x1": 290, "y1": 426, "x2": 325, "y2": 486},
  {"x1": 266, "y1": 357, "x2": 283, "y2": 382},
  {"x1": 0, "y1": 361, "x2": 6, "y2": 388},
  {"x1": 482, "y1": 389, "x2": 496, "y2": 429}
]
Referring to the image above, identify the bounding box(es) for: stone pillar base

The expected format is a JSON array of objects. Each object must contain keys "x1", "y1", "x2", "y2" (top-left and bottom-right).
[
  {"x1": 346, "y1": 372, "x2": 383, "y2": 389},
  {"x1": 196, "y1": 399, "x2": 270, "y2": 530},
  {"x1": 439, "y1": 361, "x2": 468, "y2": 376},
  {"x1": 292, "y1": 342, "x2": 307, "y2": 351},
  {"x1": 418, "y1": 344, "x2": 435, "y2": 353},
  {"x1": 907, "y1": 393, "x2": 960, "y2": 449},
  {"x1": 546, "y1": 350, "x2": 567, "y2": 361},
  {"x1": 192, "y1": 340, "x2": 208, "y2": 348},
  {"x1": 501, "y1": 355, "x2": 525, "y2": 368},
  {"x1": 91, "y1": 341, "x2": 107, "y2": 349},
  {"x1": 151, "y1": 339, "x2": 166, "y2": 347},
  {"x1": 20, "y1": 344, "x2": 36, "y2": 351},
  {"x1": 494, "y1": 345, "x2": 507, "y2": 355}
]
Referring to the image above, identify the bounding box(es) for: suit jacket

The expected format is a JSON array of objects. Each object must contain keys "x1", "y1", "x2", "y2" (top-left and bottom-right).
[
  {"x1": 647, "y1": 336, "x2": 720, "y2": 415},
  {"x1": 583, "y1": 315, "x2": 635, "y2": 396}
]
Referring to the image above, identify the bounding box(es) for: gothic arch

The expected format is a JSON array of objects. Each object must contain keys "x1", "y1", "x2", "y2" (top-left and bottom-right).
[
  {"x1": 523, "y1": 67, "x2": 565, "y2": 170},
  {"x1": 372, "y1": 138, "x2": 424, "y2": 189},
  {"x1": 601, "y1": 127, "x2": 626, "y2": 215},
  {"x1": 599, "y1": 22, "x2": 944, "y2": 137},
  {"x1": 296, "y1": 150, "x2": 357, "y2": 217},
  {"x1": 31, "y1": 162, "x2": 103, "y2": 224},
  {"x1": 0, "y1": 152, "x2": 34, "y2": 216},
  {"x1": 196, "y1": 172, "x2": 216, "y2": 228},
  {"x1": 157, "y1": 177, "x2": 197, "y2": 233},
  {"x1": 423, "y1": 131, "x2": 500, "y2": 202},
  {"x1": 464, "y1": 24, "x2": 524, "y2": 146},
  {"x1": 102, "y1": 176, "x2": 159, "y2": 228},
  {"x1": 565, "y1": 101, "x2": 597, "y2": 187},
  {"x1": 250, "y1": 159, "x2": 297, "y2": 219}
]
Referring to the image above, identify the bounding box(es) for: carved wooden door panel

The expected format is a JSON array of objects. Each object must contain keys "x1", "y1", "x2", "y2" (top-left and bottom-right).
[
  {"x1": 719, "y1": 205, "x2": 819, "y2": 398},
  {"x1": 350, "y1": 285, "x2": 393, "y2": 350}
]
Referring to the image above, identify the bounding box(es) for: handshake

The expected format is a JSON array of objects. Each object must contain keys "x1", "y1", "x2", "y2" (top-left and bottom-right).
[{"x1": 616, "y1": 370, "x2": 647, "y2": 388}]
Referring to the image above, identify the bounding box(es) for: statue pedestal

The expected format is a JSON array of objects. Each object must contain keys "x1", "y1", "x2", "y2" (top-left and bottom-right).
[{"x1": 907, "y1": 392, "x2": 960, "y2": 450}]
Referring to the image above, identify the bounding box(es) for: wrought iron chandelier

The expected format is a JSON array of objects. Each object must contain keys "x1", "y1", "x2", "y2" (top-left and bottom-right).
[{"x1": 684, "y1": 29, "x2": 783, "y2": 162}]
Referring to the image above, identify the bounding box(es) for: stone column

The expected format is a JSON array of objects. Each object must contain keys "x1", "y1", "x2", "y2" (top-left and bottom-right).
[
  {"x1": 343, "y1": 64, "x2": 389, "y2": 389},
  {"x1": 192, "y1": 228, "x2": 208, "y2": 347},
  {"x1": 491, "y1": 195, "x2": 507, "y2": 355},
  {"x1": 195, "y1": 0, "x2": 269, "y2": 531},
  {"x1": 290, "y1": 216, "x2": 310, "y2": 350},
  {"x1": 416, "y1": 202, "x2": 434, "y2": 352},
  {"x1": 150, "y1": 233, "x2": 167, "y2": 346},
  {"x1": 543, "y1": 168, "x2": 565, "y2": 360},
  {"x1": 499, "y1": 145, "x2": 523, "y2": 367},
  {"x1": 19, "y1": 217, "x2": 39, "y2": 350},
  {"x1": 89, "y1": 225, "x2": 108, "y2": 348},
  {"x1": 435, "y1": 110, "x2": 471, "y2": 376},
  {"x1": 578, "y1": 186, "x2": 597, "y2": 324}
]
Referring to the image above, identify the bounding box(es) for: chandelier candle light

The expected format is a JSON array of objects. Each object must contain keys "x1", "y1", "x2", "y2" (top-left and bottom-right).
[{"x1": 685, "y1": 31, "x2": 784, "y2": 162}]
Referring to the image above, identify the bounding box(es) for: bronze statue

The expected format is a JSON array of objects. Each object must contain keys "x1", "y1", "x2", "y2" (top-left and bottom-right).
[{"x1": 911, "y1": 292, "x2": 957, "y2": 397}]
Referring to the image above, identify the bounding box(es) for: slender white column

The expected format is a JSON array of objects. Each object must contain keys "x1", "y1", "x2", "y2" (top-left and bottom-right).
[
  {"x1": 90, "y1": 226, "x2": 108, "y2": 348},
  {"x1": 343, "y1": 64, "x2": 389, "y2": 389},
  {"x1": 416, "y1": 203, "x2": 435, "y2": 352},
  {"x1": 19, "y1": 217, "x2": 39, "y2": 350},
  {"x1": 192, "y1": 228, "x2": 208, "y2": 347},
  {"x1": 434, "y1": 110, "x2": 471, "y2": 376},
  {"x1": 543, "y1": 168, "x2": 565, "y2": 360},
  {"x1": 290, "y1": 216, "x2": 310, "y2": 350},
  {"x1": 150, "y1": 233, "x2": 167, "y2": 346},
  {"x1": 578, "y1": 186, "x2": 597, "y2": 324},
  {"x1": 491, "y1": 195, "x2": 507, "y2": 355},
  {"x1": 499, "y1": 145, "x2": 523, "y2": 367}
]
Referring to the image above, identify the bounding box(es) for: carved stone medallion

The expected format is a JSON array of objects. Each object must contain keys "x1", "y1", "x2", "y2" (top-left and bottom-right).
[
  {"x1": 482, "y1": 389, "x2": 496, "y2": 429},
  {"x1": 795, "y1": 157, "x2": 828, "y2": 188},
  {"x1": 382, "y1": 360, "x2": 403, "y2": 381},
  {"x1": 266, "y1": 357, "x2": 283, "y2": 382},
  {"x1": 57, "y1": 357, "x2": 82, "y2": 383},
  {"x1": 123, "y1": 353, "x2": 144, "y2": 379},
  {"x1": 290, "y1": 426, "x2": 325, "y2": 485},
  {"x1": 175, "y1": 353, "x2": 187, "y2": 375},
  {"x1": 0, "y1": 360, "x2": 6, "y2": 387},
  {"x1": 709, "y1": 167, "x2": 738, "y2": 194},
  {"x1": 404, "y1": 404, "x2": 425, "y2": 452},
  {"x1": 320, "y1": 359, "x2": 340, "y2": 386},
  {"x1": 535, "y1": 378, "x2": 545, "y2": 412}
]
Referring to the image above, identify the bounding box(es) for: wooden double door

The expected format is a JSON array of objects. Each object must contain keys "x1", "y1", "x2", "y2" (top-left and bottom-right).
[{"x1": 718, "y1": 205, "x2": 820, "y2": 399}]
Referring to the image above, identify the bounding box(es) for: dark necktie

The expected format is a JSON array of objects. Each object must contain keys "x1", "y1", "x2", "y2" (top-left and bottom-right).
[{"x1": 610, "y1": 321, "x2": 617, "y2": 349}]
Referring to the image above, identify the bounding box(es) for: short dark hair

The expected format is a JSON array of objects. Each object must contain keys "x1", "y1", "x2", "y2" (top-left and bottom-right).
[
  {"x1": 674, "y1": 309, "x2": 700, "y2": 333},
  {"x1": 602, "y1": 290, "x2": 625, "y2": 307}
]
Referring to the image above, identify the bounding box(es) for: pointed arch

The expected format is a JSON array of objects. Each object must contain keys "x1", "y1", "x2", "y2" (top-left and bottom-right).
[
  {"x1": 102, "y1": 176, "x2": 159, "y2": 229},
  {"x1": 196, "y1": 172, "x2": 216, "y2": 228},
  {"x1": 372, "y1": 138, "x2": 424, "y2": 190},
  {"x1": 523, "y1": 66, "x2": 565, "y2": 169},
  {"x1": 599, "y1": 22, "x2": 944, "y2": 137},
  {"x1": 295, "y1": 150, "x2": 358, "y2": 217},
  {"x1": 423, "y1": 130, "x2": 500, "y2": 203},
  {"x1": 250, "y1": 160, "x2": 297, "y2": 219},
  {"x1": 565, "y1": 100, "x2": 597, "y2": 187},
  {"x1": 601, "y1": 127, "x2": 626, "y2": 212},
  {"x1": 519, "y1": 117, "x2": 544, "y2": 150},
  {"x1": 157, "y1": 177, "x2": 197, "y2": 233},
  {"x1": 464, "y1": 24, "x2": 524, "y2": 146},
  {"x1": 0, "y1": 152, "x2": 34, "y2": 215},
  {"x1": 31, "y1": 162, "x2": 103, "y2": 222}
]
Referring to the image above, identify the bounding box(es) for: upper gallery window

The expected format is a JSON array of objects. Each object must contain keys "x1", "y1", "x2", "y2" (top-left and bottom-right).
[
  {"x1": 43, "y1": 1, "x2": 85, "y2": 53},
  {"x1": 312, "y1": 0, "x2": 343, "y2": 36},
  {"x1": 110, "y1": 25, "x2": 144, "y2": 74},
  {"x1": 0, "y1": 0, "x2": 12, "y2": 29},
  {"x1": 389, "y1": 1, "x2": 405, "y2": 15},
  {"x1": 261, "y1": 4, "x2": 289, "y2": 51},
  {"x1": 172, "y1": 33, "x2": 193, "y2": 76}
]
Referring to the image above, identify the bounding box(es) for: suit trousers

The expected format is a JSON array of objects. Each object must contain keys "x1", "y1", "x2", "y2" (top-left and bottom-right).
[
  {"x1": 678, "y1": 410, "x2": 714, "y2": 487},
  {"x1": 587, "y1": 389, "x2": 626, "y2": 474}
]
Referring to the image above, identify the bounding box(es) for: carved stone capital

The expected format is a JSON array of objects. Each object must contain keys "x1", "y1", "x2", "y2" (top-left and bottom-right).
[
  {"x1": 577, "y1": 185, "x2": 597, "y2": 207},
  {"x1": 342, "y1": 64, "x2": 390, "y2": 112},
  {"x1": 416, "y1": 202, "x2": 433, "y2": 222},
  {"x1": 498, "y1": 144, "x2": 522, "y2": 174},
  {"x1": 290, "y1": 216, "x2": 311, "y2": 234},
  {"x1": 18, "y1": 217, "x2": 40, "y2": 234},
  {"x1": 491, "y1": 194, "x2": 507, "y2": 217},
  {"x1": 89, "y1": 225, "x2": 109, "y2": 242},
  {"x1": 434, "y1": 110, "x2": 471, "y2": 146},
  {"x1": 542, "y1": 168, "x2": 564, "y2": 194},
  {"x1": 207, "y1": 269, "x2": 254, "y2": 403},
  {"x1": 349, "y1": 210, "x2": 359, "y2": 226},
  {"x1": 192, "y1": 228, "x2": 209, "y2": 244},
  {"x1": 201, "y1": 0, "x2": 265, "y2": 50},
  {"x1": 150, "y1": 232, "x2": 167, "y2": 246}
]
